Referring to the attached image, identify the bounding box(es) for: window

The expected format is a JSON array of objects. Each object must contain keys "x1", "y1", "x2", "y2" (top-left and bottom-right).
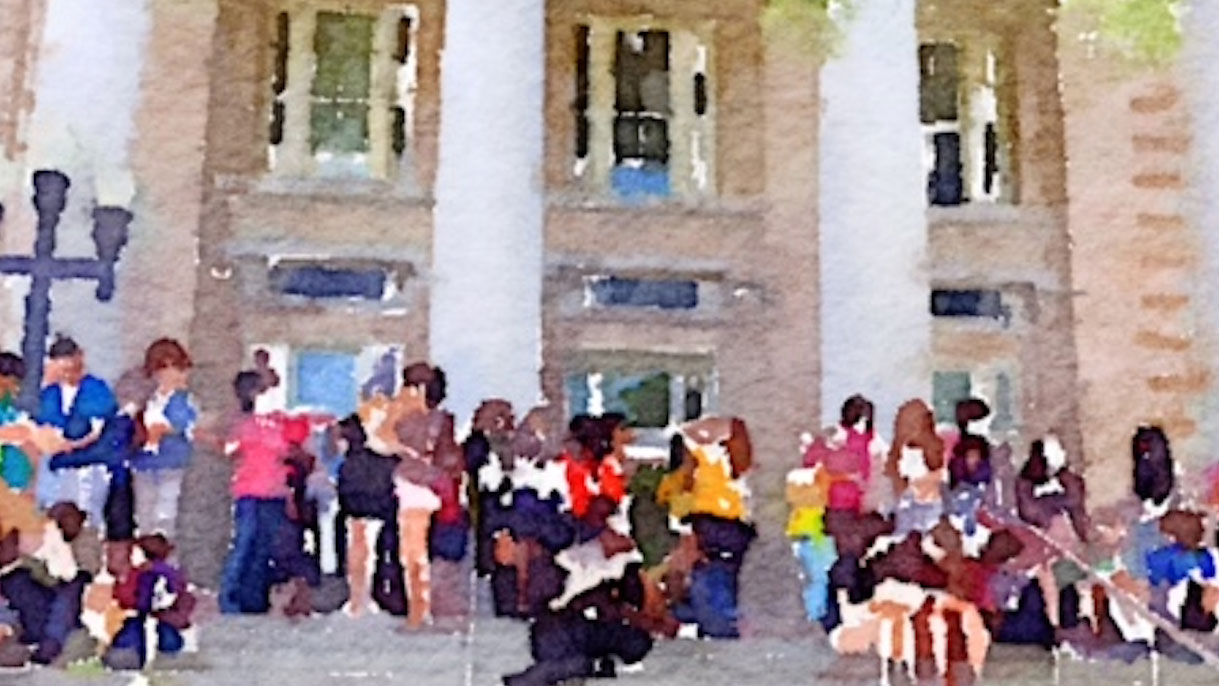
[
  {"x1": 574, "y1": 20, "x2": 714, "y2": 202},
  {"x1": 933, "y1": 369, "x2": 1019, "y2": 430},
  {"x1": 269, "y1": 4, "x2": 417, "y2": 180},
  {"x1": 565, "y1": 352, "x2": 716, "y2": 450},
  {"x1": 294, "y1": 350, "x2": 358, "y2": 416},
  {"x1": 932, "y1": 371, "x2": 972, "y2": 424},
  {"x1": 584, "y1": 276, "x2": 699, "y2": 311},
  {"x1": 919, "y1": 40, "x2": 1011, "y2": 206},
  {"x1": 249, "y1": 344, "x2": 403, "y2": 417},
  {"x1": 270, "y1": 263, "x2": 391, "y2": 300},
  {"x1": 930, "y1": 289, "x2": 1009, "y2": 324}
]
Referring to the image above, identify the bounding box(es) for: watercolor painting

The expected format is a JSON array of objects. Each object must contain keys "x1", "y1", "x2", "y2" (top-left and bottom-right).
[{"x1": 1, "y1": 0, "x2": 1219, "y2": 684}]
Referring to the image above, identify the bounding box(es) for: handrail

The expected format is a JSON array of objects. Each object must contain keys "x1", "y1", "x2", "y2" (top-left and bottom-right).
[{"x1": 987, "y1": 510, "x2": 1219, "y2": 670}]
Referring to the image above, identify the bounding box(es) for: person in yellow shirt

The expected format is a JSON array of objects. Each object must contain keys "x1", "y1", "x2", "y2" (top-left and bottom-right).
[{"x1": 670, "y1": 416, "x2": 756, "y2": 638}]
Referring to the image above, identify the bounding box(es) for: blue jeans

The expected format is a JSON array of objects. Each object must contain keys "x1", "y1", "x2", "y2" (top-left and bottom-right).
[
  {"x1": 220, "y1": 497, "x2": 286, "y2": 614},
  {"x1": 794, "y1": 536, "x2": 837, "y2": 622}
]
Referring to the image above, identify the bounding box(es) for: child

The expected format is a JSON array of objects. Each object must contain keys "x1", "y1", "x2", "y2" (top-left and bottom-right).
[
  {"x1": 132, "y1": 339, "x2": 197, "y2": 539},
  {"x1": 106, "y1": 534, "x2": 195, "y2": 669}
]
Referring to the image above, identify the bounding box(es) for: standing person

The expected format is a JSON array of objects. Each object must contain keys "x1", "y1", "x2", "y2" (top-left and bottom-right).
[
  {"x1": 672, "y1": 416, "x2": 756, "y2": 639},
  {"x1": 132, "y1": 339, "x2": 197, "y2": 538},
  {"x1": 335, "y1": 414, "x2": 399, "y2": 617},
  {"x1": 46, "y1": 368, "x2": 146, "y2": 558},
  {"x1": 219, "y1": 371, "x2": 292, "y2": 614},
  {"x1": 465, "y1": 399, "x2": 516, "y2": 577},
  {"x1": 36, "y1": 336, "x2": 118, "y2": 528},
  {"x1": 376, "y1": 363, "x2": 455, "y2": 629}
]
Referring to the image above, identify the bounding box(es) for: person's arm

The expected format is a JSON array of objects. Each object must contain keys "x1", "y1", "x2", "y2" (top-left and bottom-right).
[{"x1": 164, "y1": 392, "x2": 199, "y2": 437}]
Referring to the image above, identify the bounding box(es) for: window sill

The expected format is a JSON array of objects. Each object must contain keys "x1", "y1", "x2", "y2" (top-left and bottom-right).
[
  {"x1": 547, "y1": 191, "x2": 763, "y2": 217},
  {"x1": 925, "y1": 203, "x2": 1028, "y2": 226},
  {"x1": 215, "y1": 173, "x2": 432, "y2": 205}
]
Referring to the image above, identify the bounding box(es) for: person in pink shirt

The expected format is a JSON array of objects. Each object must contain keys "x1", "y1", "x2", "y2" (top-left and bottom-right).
[
  {"x1": 219, "y1": 371, "x2": 292, "y2": 614},
  {"x1": 802, "y1": 395, "x2": 886, "y2": 514}
]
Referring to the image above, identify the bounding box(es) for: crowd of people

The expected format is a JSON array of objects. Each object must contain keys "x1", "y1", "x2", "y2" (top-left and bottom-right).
[
  {"x1": 787, "y1": 394, "x2": 1219, "y2": 684},
  {"x1": 0, "y1": 333, "x2": 763, "y2": 683},
  {"x1": 0, "y1": 335, "x2": 197, "y2": 670},
  {"x1": 3, "y1": 331, "x2": 1219, "y2": 684}
]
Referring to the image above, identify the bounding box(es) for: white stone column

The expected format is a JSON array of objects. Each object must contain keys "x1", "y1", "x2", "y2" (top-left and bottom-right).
[
  {"x1": 818, "y1": 0, "x2": 930, "y2": 433},
  {"x1": 20, "y1": 0, "x2": 150, "y2": 379},
  {"x1": 1184, "y1": 0, "x2": 1219, "y2": 463},
  {"x1": 431, "y1": 0, "x2": 545, "y2": 423}
]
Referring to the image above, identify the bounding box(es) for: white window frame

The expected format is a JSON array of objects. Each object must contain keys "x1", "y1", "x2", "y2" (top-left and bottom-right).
[
  {"x1": 920, "y1": 36, "x2": 1012, "y2": 207},
  {"x1": 574, "y1": 16, "x2": 716, "y2": 201},
  {"x1": 247, "y1": 343, "x2": 404, "y2": 416},
  {"x1": 564, "y1": 350, "x2": 718, "y2": 458},
  {"x1": 268, "y1": 1, "x2": 419, "y2": 182}
]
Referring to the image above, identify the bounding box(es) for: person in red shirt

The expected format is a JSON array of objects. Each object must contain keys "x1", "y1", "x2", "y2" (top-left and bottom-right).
[{"x1": 218, "y1": 372, "x2": 293, "y2": 614}]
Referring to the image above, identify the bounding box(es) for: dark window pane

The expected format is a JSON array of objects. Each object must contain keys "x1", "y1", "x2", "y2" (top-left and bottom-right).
[
  {"x1": 614, "y1": 117, "x2": 642, "y2": 160},
  {"x1": 930, "y1": 289, "x2": 1004, "y2": 319},
  {"x1": 271, "y1": 265, "x2": 387, "y2": 299},
  {"x1": 928, "y1": 131, "x2": 963, "y2": 206},
  {"x1": 311, "y1": 102, "x2": 370, "y2": 153},
  {"x1": 589, "y1": 277, "x2": 698, "y2": 310},
  {"x1": 638, "y1": 117, "x2": 669, "y2": 163},
  {"x1": 395, "y1": 16, "x2": 412, "y2": 64},
  {"x1": 694, "y1": 73, "x2": 708, "y2": 116},
  {"x1": 932, "y1": 371, "x2": 972, "y2": 424},
  {"x1": 575, "y1": 25, "x2": 591, "y2": 160},
  {"x1": 984, "y1": 123, "x2": 999, "y2": 195},
  {"x1": 313, "y1": 12, "x2": 373, "y2": 99},
  {"x1": 270, "y1": 101, "x2": 285, "y2": 145},
  {"x1": 684, "y1": 386, "x2": 703, "y2": 421},
  {"x1": 391, "y1": 106, "x2": 407, "y2": 157},
  {"x1": 615, "y1": 31, "x2": 669, "y2": 114},
  {"x1": 919, "y1": 43, "x2": 959, "y2": 124},
  {"x1": 272, "y1": 12, "x2": 290, "y2": 96}
]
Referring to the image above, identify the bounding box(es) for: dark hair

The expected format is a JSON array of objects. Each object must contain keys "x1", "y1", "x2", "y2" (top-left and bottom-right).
[
  {"x1": 47, "y1": 502, "x2": 85, "y2": 541},
  {"x1": 136, "y1": 533, "x2": 174, "y2": 561},
  {"x1": 48, "y1": 335, "x2": 80, "y2": 360},
  {"x1": 233, "y1": 370, "x2": 263, "y2": 413},
  {"x1": 0, "y1": 352, "x2": 25, "y2": 380},
  {"x1": 726, "y1": 417, "x2": 753, "y2": 478},
  {"x1": 668, "y1": 433, "x2": 687, "y2": 472},
  {"x1": 1021, "y1": 440, "x2": 1050, "y2": 485},
  {"x1": 1133, "y1": 425, "x2": 1174, "y2": 506},
  {"x1": 403, "y1": 362, "x2": 447, "y2": 409},
  {"x1": 144, "y1": 338, "x2": 191, "y2": 375},
  {"x1": 950, "y1": 434, "x2": 992, "y2": 488},
  {"x1": 337, "y1": 414, "x2": 367, "y2": 449},
  {"x1": 955, "y1": 398, "x2": 991, "y2": 431},
  {"x1": 840, "y1": 395, "x2": 874, "y2": 432}
]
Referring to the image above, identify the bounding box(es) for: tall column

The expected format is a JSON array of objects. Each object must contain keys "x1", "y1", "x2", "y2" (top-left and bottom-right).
[
  {"x1": 20, "y1": 0, "x2": 151, "y2": 379},
  {"x1": 1184, "y1": 0, "x2": 1219, "y2": 475},
  {"x1": 818, "y1": 0, "x2": 930, "y2": 432},
  {"x1": 430, "y1": 0, "x2": 545, "y2": 423}
]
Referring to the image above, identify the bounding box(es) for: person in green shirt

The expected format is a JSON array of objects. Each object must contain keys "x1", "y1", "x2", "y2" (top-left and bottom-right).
[{"x1": 0, "y1": 353, "x2": 34, "y2": 491}]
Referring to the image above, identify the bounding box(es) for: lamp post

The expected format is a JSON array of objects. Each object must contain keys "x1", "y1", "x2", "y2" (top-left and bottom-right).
[{"x1": 0, "y1": 170, "x2": 132, "y2": 412}]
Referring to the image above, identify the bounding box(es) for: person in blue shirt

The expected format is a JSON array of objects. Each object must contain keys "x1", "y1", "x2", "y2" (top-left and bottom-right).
[
  {"x1": 131, "y1": 339, "x2": 197, "y2": 538},
  {"x1": 35, "y1": 336, "x2": 118, "y2": 527},
  {"x1": 46, "y1": 368, "x2": 146, "y2": 547}
]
